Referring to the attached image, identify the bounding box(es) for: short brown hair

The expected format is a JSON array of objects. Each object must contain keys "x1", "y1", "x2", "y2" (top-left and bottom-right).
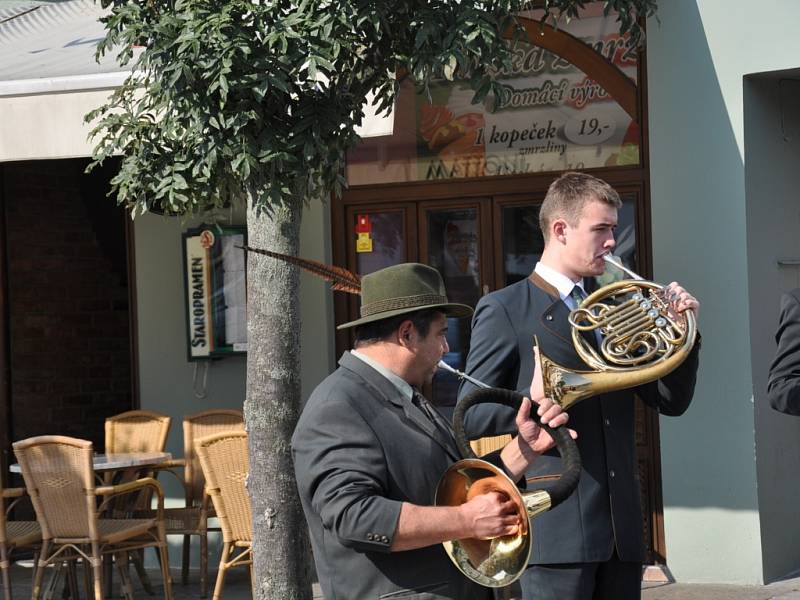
[{"x1": 539, "y1": 172, "x2": 621, "y2": 242}]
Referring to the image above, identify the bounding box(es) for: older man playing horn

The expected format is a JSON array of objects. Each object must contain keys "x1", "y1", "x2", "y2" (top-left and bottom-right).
[
  {"x1": 458, "y1": 171, "x2": 701, "y2": 600},
  {"x1": 292, "y1": 262, "x2": 572, "y2": 600}
]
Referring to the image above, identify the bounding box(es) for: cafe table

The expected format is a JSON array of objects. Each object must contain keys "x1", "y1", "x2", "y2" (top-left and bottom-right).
[{"x1": 9, "y1": 451, "x2": 173, "y2": 474}]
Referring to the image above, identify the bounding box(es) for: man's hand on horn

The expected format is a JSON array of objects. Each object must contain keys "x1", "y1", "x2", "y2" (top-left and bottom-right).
[
  {"x1": 500, "y1": 347, "x2": 577, "y2": 479},
  {"x1": 664, "y1": 281, "x2": 700, "y2": 320},
  {"x1": 517, "y1": 346, "x2": 577, "y2": 455}
]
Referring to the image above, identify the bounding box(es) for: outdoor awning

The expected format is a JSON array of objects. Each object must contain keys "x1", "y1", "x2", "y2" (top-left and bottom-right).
[{"x1": 0, "y1": 0, "x2": 394, "y2": 163}]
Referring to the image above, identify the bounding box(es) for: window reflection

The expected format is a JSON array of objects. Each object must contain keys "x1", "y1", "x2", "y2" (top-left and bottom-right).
[
  {"x1": 427, "y1": 208, "x2": 481, "y2": 409},
  {"x1": 502, "y1": 205, "x2": 544, "y2": 286},
  {"x1": 355, "y1": 212, "x2": 406, "y2": 276}
]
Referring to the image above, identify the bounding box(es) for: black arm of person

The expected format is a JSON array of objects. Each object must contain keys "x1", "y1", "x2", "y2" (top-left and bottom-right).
[
  {"x1": 457, "y1": 295, "x2": 520, "y2": 439},
  {"x1": 636, "y1": 333, "x2": 702, "y2": 416},
  {"x1": 768, "y1": 290, "x2": 800, "y2": 415}
]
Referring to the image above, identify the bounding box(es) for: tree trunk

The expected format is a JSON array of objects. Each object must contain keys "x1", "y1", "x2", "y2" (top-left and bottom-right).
[{"x1": 244, "y1": 194, "x2": 313, "y2": 600}]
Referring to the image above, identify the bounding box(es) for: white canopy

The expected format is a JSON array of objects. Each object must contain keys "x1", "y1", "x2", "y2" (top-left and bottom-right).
[{"x1": 0, "y1": 0, "x2": 393, "y2": 163}]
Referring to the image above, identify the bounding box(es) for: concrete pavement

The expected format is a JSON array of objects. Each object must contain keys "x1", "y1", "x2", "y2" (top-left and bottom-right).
[
  {"x1": 8, "y1": 562, "x2": 800, "y2": 599},
  {"x1": 642, "y1": 578, "x2": 800, "y2": 600}
]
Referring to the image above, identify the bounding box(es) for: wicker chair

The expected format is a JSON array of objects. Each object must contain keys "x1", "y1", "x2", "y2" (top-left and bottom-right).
[
  {"x1": 148, "y1": 409, "x2": 245, "y2": 597},
  {"x1": 195, "y1": 431, "x2": 251, "y2": 600},
  {"x1": 105, "y1": 410, "x2": 171, "y2": 455},
  {"x1": 469, "y1": 434, "x2": 512, "y2": 457},
  {"x1": 12, "y1": 435, "x2": 173, "y2": 600},
  {"x1": 105, "y1": 409, "x2": 172, "y2": 592},
  {"x1": 0, "y1": 482, "x2": 40, "y2": 599}
]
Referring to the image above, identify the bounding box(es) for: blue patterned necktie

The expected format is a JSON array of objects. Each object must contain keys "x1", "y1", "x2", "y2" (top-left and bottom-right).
[{"x1": 569, "y1": 284, "x2": 587, "y2": 309}]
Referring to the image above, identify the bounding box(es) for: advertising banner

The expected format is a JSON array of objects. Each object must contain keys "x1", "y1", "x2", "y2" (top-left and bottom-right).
[
  {"x1": 182, "y1": 226, "x2": 247, "y2": 360},
  {"x1": 347, "y1": 6, "x2": 639, "y2": 185}
]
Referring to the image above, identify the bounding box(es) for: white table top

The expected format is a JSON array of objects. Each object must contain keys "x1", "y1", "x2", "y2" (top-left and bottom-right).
[{"x1": 9, "y1": 451, "x2": 172, "y2": 473}]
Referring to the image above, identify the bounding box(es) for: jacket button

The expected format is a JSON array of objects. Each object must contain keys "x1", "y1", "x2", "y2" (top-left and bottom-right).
[
  {"x1": 605, "y1": 418, "x2": 611, "y2": 426},
  {"x1": 382, "y1": 536, "x2": 389, "y2": 543},
  {"x1": 609, "y1": 469, "x2": 616, "y2": 478},
  {"x1": 546, "y1": 314, "x2": 553, "y2": 321},
  {"x1": 367, "y1": 533, "x2": 374, "y2": 540}
]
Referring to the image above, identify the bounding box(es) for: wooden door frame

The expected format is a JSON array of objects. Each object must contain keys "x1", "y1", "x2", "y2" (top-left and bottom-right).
[
  {"x1": 416, "y1": 198, "x2": 495, "y2": 299},
  {"x1": 333, "y1": 201, "x2": 419, "y2": 355},
  {"x1": 0, "y1": 165, "x2": 11, "y2": 485}
]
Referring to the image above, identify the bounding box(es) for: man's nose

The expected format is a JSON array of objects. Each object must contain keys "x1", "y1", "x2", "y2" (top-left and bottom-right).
[{"x1": 442, "y1": 338, "x2": 450, "y2": 353}]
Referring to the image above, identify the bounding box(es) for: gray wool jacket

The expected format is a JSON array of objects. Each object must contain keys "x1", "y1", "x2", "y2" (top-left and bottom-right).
[{"x1": 292, "y1": 351, "x2": 493, "y2": 600}]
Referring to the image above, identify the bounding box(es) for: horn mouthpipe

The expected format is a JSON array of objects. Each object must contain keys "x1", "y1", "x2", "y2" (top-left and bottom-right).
[
  {"x1": 437, "y1": 361, "x2": 491, "y2": 389},
  {"x1": 603, "y1": 253, "x2": 645, "y2": 281}
]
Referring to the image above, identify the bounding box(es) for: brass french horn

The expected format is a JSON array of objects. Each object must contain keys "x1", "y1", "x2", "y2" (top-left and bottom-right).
[{"x1": 539, "y1": 253, "x2": 698, "y2": 409}]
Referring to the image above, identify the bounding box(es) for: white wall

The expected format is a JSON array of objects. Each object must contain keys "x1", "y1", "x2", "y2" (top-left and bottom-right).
[
  {"x1": 646, "y1": 0, "x2": 800, "y2": 584},
  {"x1": 133, "y1": 199, "x2": 335, "y2": 564}
]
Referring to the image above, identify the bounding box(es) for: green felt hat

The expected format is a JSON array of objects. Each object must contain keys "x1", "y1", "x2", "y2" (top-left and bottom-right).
[{"x1": 337, "y1": 263, "x2": 473, "y2": 330}]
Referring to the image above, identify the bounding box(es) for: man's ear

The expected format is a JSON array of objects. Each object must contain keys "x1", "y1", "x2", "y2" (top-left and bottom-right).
[
  {"x1": 397, "y1": 320, "x2": 415, "y2": 347},
  {"x1": 552, "y1": 218, "x2": 568, "y2": 243}
]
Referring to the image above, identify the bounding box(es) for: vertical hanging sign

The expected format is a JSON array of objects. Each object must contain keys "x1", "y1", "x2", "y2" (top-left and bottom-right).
[
  {"x1": 183, "y1": 225, "x2": 248, "y2": 361},
  {"x1": 184, "y1": 230, "x2": 215, "y2": 358}
]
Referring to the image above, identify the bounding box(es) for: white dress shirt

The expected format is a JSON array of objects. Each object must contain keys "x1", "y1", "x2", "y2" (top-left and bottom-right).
[{"x1": 534, "y1": 262, "x2": 587, "y2": 310}]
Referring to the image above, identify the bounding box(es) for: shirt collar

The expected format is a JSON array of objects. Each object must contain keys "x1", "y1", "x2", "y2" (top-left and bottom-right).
[
  {"x1": 534, "y1": 261, "x2": 586, "y2": 303},
  {"x1": 350, "y1": 350, "x2": 415, "y2": 401}
]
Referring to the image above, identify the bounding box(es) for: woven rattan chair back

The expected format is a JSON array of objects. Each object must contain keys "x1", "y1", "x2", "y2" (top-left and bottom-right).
[
  {"x1": 0, "y1": 483, "x2": 9, "y2": 549},
  {"x1": 12, "y1": 436, "x2": 96, "y2": 540},
  {"x1": 0, "y1": 472, "x2": 41, "y2": 599},
  {"x1": 195, "y1": 431, "x2": 251, "y2": 600},
  {"x1": 105, "y1": 410, "x2": 171, "y2": 454},
  {"x1": 195, "y1": 431, "x2": 251, "y2": 544},
  {"x1": 184, "y1": 410, "x2": 244, "y2": 505}
]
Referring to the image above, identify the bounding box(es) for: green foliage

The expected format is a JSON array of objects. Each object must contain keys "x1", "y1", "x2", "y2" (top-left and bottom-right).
[{"x1": 88, "y1": 0, "x2": 658, "y2": 217}]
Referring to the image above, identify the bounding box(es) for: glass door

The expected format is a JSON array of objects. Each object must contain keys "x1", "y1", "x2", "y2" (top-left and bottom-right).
[
  {"x1": 493, "y1": 201, "x2": 544, "y2": 289},
  {"x1": 493, "y1": 192, "x2": 642, "y2": 288},
  {"x1": 418, "y1": 200, "x2": 492, "y2": 409},
  {"x1": 335, "y1": 203, "x2": 418, "y2": 353}
]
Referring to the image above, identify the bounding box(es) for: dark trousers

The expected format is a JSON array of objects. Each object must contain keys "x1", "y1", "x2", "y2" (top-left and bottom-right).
[{"x1": 520, "y1": 552, "x2": 641, "y2": 600}]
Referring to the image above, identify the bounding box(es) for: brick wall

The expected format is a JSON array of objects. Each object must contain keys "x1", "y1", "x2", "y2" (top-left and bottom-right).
[{"x1": 3, "y1": 158, "x2": 132, "y2": 450}]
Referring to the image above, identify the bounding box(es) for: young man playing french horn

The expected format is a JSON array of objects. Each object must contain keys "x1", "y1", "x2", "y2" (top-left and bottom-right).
[{"x1": 458, "y1": 172, "x2": 701, "y2": 600}]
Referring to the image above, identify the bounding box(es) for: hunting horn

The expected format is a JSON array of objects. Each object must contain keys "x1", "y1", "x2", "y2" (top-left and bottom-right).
[{"x1": 433, "y1": 369, "x2": 581, "y2": 588}]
